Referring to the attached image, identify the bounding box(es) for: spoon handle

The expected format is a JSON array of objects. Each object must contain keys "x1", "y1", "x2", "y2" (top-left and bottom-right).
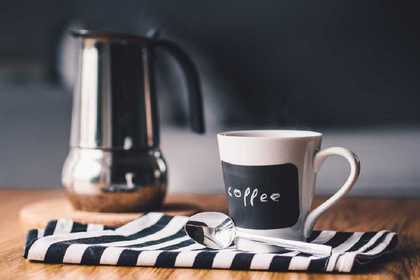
[{"x1": 236, "y1": 232, "x2": 332, "y2": 256}]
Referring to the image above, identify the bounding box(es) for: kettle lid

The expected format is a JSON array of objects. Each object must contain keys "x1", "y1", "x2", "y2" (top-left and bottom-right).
[{"x1": 71, "y1": 29, "x2": 151, "y2": 44}]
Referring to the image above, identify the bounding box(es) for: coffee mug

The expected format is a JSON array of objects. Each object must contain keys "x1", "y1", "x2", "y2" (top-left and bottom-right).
[{"x1": 217, "y1": 130, "x2": 360, "y2": 252}]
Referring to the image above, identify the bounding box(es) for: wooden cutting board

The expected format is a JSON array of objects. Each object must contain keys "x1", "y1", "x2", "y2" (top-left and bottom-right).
[{"x1": 19, "y1": 197, "x2": 201, "y2": 230}]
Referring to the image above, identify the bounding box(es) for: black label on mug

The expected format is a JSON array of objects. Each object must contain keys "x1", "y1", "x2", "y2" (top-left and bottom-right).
[{"x1": 222, "y1": 161, "x2": 300, "y2": 229}]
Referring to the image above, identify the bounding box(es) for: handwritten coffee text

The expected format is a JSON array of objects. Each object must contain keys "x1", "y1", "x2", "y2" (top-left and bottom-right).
[{"x1": 227, "y1": 187, "x2": 281, "y2": 207}]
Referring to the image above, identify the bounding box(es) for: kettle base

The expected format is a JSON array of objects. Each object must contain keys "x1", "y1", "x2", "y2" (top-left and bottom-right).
[
  {"x1": 62, "y1": 147, "x2": 168, "y2": 213},
  {"x1": 65, "y1": 186, "x2": 166, "y2": 213}
]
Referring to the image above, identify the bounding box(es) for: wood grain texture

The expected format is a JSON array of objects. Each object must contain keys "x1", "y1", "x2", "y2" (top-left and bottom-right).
[
  {"x1": 19, "y1": 197, "x2": 200, "y2": 230},
  {"x1": 0, "y1": 189, "x2": 419, "y2": 280}
]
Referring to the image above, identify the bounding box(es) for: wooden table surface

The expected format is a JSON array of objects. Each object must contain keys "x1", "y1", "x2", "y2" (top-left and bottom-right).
[{"x1": 0, "y1": 189, "x2": 419, "y2": 280}]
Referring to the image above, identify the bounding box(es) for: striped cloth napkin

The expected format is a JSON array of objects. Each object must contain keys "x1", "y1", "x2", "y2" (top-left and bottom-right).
[{"x1": 24, "y1": 212, "x2": 397, "y2": 272}]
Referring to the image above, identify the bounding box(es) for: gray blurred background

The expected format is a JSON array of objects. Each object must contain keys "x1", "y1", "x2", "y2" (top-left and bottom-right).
[{"x1": 1, "y1": 0, "x2": 419, "y2": 196}]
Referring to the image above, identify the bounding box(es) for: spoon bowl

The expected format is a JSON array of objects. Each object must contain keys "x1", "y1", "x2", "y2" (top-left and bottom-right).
[{"x1": 184, "y1": 212, "x2": 235, "y2": 249}]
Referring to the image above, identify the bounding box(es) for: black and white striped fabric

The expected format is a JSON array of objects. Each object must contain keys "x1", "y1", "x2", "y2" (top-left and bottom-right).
[{"x1": 24, "y1": 213, "x2": 397, "y2": 272}]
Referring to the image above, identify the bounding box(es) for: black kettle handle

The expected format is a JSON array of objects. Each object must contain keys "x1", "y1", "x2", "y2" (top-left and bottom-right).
[{"x1": 154, "y1": 39, "x2": 205, "y2": 134}]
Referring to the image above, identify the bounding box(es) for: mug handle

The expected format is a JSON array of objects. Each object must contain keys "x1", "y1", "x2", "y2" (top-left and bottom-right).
[{"x1": 303, "y1": 147, "x2": 360, "y2": 239}]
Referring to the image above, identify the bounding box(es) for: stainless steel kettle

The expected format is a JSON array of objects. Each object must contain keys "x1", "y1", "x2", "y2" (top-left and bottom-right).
[{"x1": 62, "y1": 30, "x2": 205, "y2": 212}]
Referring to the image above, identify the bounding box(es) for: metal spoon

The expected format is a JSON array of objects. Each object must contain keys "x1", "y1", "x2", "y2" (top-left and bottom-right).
[{"x1": 184, "y1": 212, "x2": 331, "y2": 256}]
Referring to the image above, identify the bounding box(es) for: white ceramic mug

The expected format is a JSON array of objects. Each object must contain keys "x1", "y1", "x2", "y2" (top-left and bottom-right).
[{"x1": 217, "y1": 130, "x2": 360, "y2": 252}]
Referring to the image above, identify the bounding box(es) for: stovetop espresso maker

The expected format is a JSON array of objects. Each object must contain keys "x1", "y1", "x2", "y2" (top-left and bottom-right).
[{"x1": 62, "y1": 30, "x2": 204, "y2": 212}]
